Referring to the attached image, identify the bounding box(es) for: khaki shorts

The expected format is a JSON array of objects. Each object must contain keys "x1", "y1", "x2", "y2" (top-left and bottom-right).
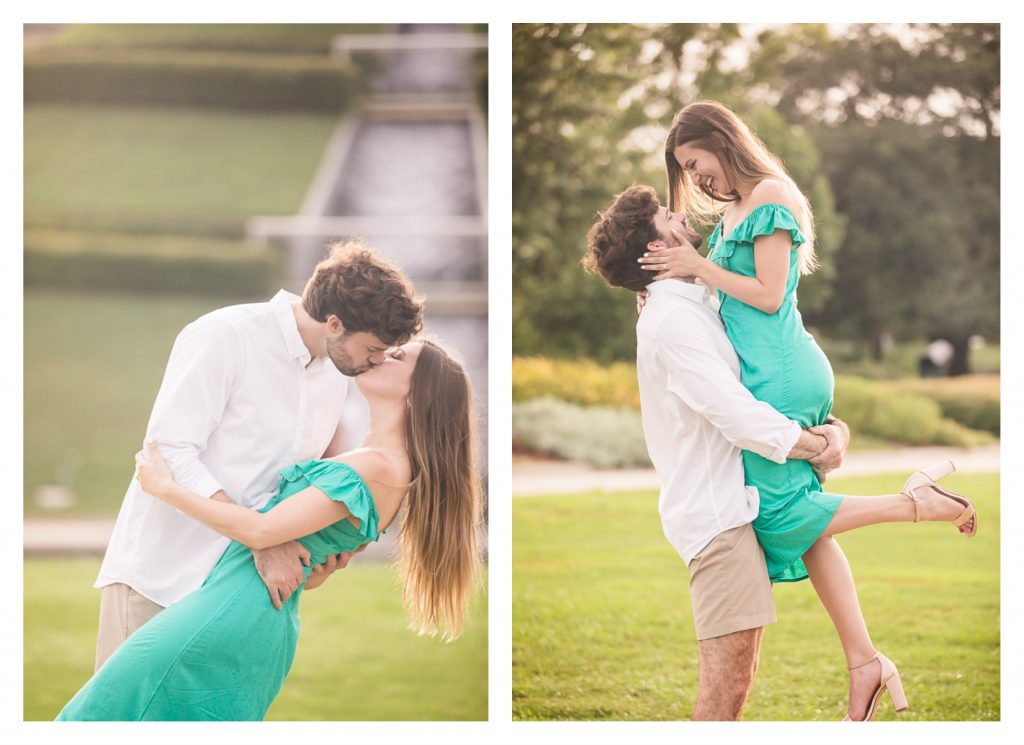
[
  {"x1": 94, "y1": 583, "x2": 165, "y2": 671},
  {"x1": 687, "y1": 523, "x2": 776, "y2": 640}
]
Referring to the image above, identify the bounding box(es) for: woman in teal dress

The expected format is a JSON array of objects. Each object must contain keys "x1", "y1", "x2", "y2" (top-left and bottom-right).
[
  {"x1": 57, "y1": 339, "x2": 482, "y2": 721},
  {"x1": 638, "y1": 101, "x2": 978, "y2": 721}
]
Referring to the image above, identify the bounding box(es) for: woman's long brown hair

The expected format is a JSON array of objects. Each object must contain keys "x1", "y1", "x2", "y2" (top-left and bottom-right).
[
  {"x1": 665, "y1": 100, "x2": 819, "y2": 275},
  {"x1": 399, "y1": 339, "x2": 483, "y2": 640}
]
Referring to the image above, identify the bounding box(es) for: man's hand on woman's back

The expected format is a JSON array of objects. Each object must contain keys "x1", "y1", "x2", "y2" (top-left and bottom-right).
[{"x1": 252, "y1": 541, "x2": 311, "y2": 610}]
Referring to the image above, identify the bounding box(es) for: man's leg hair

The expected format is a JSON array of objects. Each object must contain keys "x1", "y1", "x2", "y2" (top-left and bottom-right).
[{"x1": 693, "y1": 626, "x2": 763, "y2": 720}]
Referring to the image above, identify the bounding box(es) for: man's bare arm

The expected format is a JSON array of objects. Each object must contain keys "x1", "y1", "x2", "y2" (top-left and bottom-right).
[
  {"x1": 785, "y1": 416, "x2": 850, "y2": 481},
  {"x1": 787, "y1": 430, "x2": 829, "y2": 460}
]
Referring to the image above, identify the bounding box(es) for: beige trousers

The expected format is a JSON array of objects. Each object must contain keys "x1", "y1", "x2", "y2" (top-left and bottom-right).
[{"x1": 94, "y1": 583, "x2": 165, "y2": 671}]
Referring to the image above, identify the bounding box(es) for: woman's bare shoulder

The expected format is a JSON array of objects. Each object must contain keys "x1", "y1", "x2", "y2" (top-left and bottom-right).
[
  {"x1": 333, "y1": 449, "x2": 408, "y2": 488},
  {"x1": 748, "y1": 178, "x2": 802, "y2": 213}
]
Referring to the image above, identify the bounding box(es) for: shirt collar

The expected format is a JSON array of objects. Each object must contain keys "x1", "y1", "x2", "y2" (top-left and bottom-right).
[
  {"x1": 270, "y1": 290, "x2": 313, "y2": 364},
  {"x1": 646, "y1": 278, "x2": 709, "y2": 304}
]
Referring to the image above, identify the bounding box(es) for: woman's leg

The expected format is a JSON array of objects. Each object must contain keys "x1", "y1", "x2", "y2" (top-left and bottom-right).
[
  {"x1": 801, "y1": 480, "x2": 970, "y2": 719},
  {"x1": 802, "y1": 535, "x2": 884, "y2": 720},
  {"x1": 822, "y1": 484, "x2": 971, "y2": 537}
]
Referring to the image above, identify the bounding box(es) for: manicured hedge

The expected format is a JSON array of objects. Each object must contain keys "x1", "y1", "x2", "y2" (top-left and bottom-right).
[
  {"x1": 24, "y1": 208, "x2": 245, "y2": 241},
  {"x1": 48, "y1": 24, "x2": 381, "y2": 55},
  {"x1": 892, "y1": 376, "x2": 1000, "y2": 435},
  {"x1": 512, "y1": 398, "x2": 650, "y2": 468},
  {"x1": 25, "y1": 230, "x2": 281, "y2": 297},
  {"x1": 512, "y1": 356, "x2": 995, "y2": 449},
  {"x1": 512, "y1": 356, "x2": 640, "y2": 408},
  {"x1": 24, "y1": 47, "x2": 362, "y2": 111},
  {"x1": 832, "y1": 375, "x2": 990, "y2": 448}
]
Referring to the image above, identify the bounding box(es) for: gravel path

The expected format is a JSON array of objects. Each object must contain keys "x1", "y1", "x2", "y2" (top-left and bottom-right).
[
  {"x1": 512, "y1": 444, "x2": 1000, "y2": 497},
  {"x1": 26, "y1": 444, "x2": 998, "y2": 554}
]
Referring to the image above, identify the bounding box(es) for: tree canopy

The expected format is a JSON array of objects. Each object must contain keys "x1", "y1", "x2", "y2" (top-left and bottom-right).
[{"x1": 513, "y1": 23, "x2": 999, "y2": 371}]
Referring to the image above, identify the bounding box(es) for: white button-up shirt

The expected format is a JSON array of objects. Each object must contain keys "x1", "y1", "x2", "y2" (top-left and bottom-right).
[
  {"x1": 636, "y1": 279, "x2": 801, "y2": 565},
  {"x1": 96, "y1": 290, "x2": 349, "y2": 607}
]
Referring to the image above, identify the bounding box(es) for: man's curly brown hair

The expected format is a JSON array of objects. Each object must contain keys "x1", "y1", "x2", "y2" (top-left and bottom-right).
[
  {"x1": 582, "y1": 184, "x2": 661, "y2": 292},
  {"x1": 302, "y1": 240, "x2": 424, "y2": 345}
]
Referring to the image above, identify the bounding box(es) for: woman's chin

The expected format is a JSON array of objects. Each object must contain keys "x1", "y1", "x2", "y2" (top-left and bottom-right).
[{"x1": 353, "y1": 372, "x2": 374, "y2": 395}]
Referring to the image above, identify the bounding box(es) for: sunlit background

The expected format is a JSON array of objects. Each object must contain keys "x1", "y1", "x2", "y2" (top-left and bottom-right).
[
  {"x1": 511, "y1": 23, "x2": 999, "y2": 722},
  {"x1": 24, "y1": 22, "x2": 488, "y2": 721}
]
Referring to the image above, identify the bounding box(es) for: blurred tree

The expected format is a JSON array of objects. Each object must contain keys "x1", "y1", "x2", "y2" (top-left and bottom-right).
[
  {"x1": 743, "y1": 23, "x2": 999, "y2": 371},
  {"x1": 513, "y1": 23, "x2": 840, "y2": 360},
  {"x1": 513, "y1": 23, "x2": 662, "y2": 360}
]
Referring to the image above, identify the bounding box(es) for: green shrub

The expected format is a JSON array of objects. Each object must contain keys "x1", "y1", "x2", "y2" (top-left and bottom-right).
[
  {"x1": 890, "y1": 375, "x2": 1000, "y2": 435},
  {"x1": 25, "y1": 230, "x2": 281, "y2": 297},
  {"x1": 512, "y1": 398, "x2": 650, "y2": 468},
  {"x1": 512, "y1": 356, "x2": 995, "y2": 450},
  {"x1": 833, "y1": 375, "x2": 993, "y2": 448},
  {"x1": 25, "y1": 47, "x2": 362, "y2": 111},
  {"x1": 48, "y1": 24, "x2": 381, "y2": 55},
  {"x1": 512, "y1": 357, "x2": 639, "y2": 409},
  {"x1": 24, "y1": 207, "x2": 245, "y2": 240}
]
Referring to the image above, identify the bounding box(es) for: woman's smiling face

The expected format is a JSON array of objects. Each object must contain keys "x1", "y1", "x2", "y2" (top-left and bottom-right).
[{"x1": 673, "y1": 143, "x2": 731, "y2": 194}]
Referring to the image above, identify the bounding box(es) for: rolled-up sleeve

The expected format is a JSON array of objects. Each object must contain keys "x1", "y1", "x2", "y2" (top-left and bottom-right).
[
  {"x1": 144, "y1": 319, "x2": 243, "y2": 497},
  {"x1": 657, "y1": 313, "x2": 800, "y2": 464}
]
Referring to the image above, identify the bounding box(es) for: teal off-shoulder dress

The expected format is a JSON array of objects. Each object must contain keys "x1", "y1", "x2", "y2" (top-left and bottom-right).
[
  {"x1": 57, "y1": 460, "x2": 381, "y2": 721},
  {"x1": 707, "y1": 203, "x2": 843, "y2": 583}
]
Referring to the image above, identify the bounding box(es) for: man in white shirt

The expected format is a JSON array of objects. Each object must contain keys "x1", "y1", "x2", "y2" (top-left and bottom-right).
[
  {"x1": 94, "y1": 240, "x2": 423, "y2": 669},
  {"x1": 584, "y1": 185, "x2": 848, "y2": 720}
]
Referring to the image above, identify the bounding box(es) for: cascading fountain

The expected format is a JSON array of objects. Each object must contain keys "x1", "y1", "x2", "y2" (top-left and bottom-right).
[{"x1": 248, "y1": 24, "x2": 488, "y2": 556}]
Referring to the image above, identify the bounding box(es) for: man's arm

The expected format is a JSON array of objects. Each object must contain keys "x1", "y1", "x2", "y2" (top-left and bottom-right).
[
  {"x1": 145, "y1": 319, "x2": 241, "y2": 499},
  {"x1": 658, "y1": 315, "x2": 801, "y2": 464},
  {"x1": 658, "y1": 312, "x2": 849, "y2": 467},
  {"x1": 145, "y1": 321, "x2": 319, "y2": 609},
  {"x1": 210, "y1": 492, "x2": 310, "y2": 609}
]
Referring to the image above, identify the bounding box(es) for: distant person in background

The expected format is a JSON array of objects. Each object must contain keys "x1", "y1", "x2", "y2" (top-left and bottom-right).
[
  {"x1": 918, "y1": 337, "x2": 955, "y2": 377},
  {"x1": 59, "y1": 338, "x2": 483, "y2": 720},
  {"x1": 92, "y1": 241, "x2": 424, "y2": 671}
]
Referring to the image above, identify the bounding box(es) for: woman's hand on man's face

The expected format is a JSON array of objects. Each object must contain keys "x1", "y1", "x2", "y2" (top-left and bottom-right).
[{"x1": 639, "y1": 234, "x2": 705, "y2": 281}]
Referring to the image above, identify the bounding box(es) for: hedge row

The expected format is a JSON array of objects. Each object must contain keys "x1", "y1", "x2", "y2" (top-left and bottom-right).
[
  {"x1": 892, "y1": 376, "x2": 1000, "y2": 435},
  {"x1": 512, "y1": 356, "x2": 640, "y2": 409},
  {"x1": 25, "y1": 230, "x2": 280, "y2": 297},
  {"x1": 512, "y1": 398, "x2": 651, "y2": 469},
  {"x1": 25, "y1": 207, "x2": 245, "y2": 241},
  {"x1": 24, "y1": 47, "x2": 362, "y2": 111},
  {"x1": 832, "y1": 375, "x2": 991, "y2": 448},
  {"x1": 48, "y1": 24, "x2": 380, "y2": 56},
  {"x1": 512, "y1": 356, "x2": 995, "y2": 449}
]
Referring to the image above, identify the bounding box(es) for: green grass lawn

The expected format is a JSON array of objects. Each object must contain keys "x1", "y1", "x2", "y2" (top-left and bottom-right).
[
  {"x1": 24, "y1": 289, "x2": 249, "y2": 515},
  {"x1": 25, "y1": 104, "x2": 338, "y2": 230},
  {"x1": 513, "y1": 471, "x2": 999, "y2": 721},
  {"x1": 24, "y1": 558, "x2": 487, "y2": 720}
]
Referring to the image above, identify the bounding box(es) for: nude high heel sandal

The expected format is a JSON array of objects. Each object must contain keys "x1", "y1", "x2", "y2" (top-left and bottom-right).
[
  {"x1": 842, "y1": 651, "x2": 909, "y2": 721},
  {"x1": 901, "y1": 461, "x2": 977, "y2": 537}
]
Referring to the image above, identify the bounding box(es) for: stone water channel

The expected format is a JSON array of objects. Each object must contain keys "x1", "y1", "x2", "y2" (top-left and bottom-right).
[{"x1": 250, "y1": 25, "x2": 488, "y2": 557}]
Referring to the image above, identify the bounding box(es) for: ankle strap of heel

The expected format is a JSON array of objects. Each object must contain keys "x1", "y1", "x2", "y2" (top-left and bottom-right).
[
  {"x1": 847, "y1": 652, "x2": 880, "y2": 671},
  {"x1": 902, "y1": 489, "x2": 921, "y2": 523}
]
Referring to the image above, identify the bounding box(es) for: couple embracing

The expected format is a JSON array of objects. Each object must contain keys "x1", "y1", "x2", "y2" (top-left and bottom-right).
[
  {"x1": 584, "y1": 100, "x2": 977, "y2": 721},
  {"x1": 58, "y1": 242, "x2": 482, "y2": 720}
]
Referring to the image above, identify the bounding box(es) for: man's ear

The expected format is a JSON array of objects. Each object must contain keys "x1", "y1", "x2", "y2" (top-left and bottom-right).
[{"x1": 326, "y1": 314, "x2": 346, "y2": 335}]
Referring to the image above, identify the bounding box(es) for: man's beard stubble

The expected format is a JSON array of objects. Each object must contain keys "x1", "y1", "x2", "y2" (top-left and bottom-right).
[{"x1": 325, "y1": 335, "x2": 372, "y2": 377}]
